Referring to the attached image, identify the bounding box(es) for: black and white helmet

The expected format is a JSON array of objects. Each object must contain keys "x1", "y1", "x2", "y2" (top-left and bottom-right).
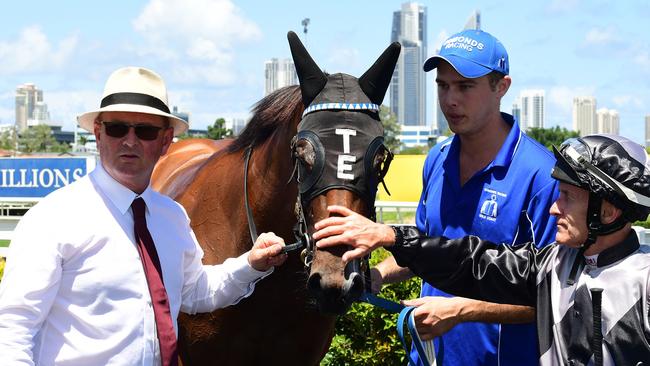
[{"x1": 552, "y1": 134, "x2": 650, "y2": 245}]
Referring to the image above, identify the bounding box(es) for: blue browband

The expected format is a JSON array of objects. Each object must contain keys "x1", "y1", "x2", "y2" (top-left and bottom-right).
[{"x1": 302, "y1": 102, "x2": 380, "y2": 117}]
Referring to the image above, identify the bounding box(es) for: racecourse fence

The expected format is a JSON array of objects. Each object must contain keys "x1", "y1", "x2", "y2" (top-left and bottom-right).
[{"x1": 1, "y1": 201, "x2": 649, "y2": 258}]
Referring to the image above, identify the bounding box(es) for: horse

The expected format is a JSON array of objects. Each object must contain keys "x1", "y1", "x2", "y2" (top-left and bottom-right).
[{"x1": 151, "y1": 31, "x2": 400, "y2": 365}]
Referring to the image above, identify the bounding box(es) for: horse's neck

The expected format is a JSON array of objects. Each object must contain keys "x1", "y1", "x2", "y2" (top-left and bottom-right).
[
  {"x1": 252, "y1": 135, "x2": 294, "y2": 198},
  {"x1": 246, "y1": 131, "x2": 298, "y2": 231}
]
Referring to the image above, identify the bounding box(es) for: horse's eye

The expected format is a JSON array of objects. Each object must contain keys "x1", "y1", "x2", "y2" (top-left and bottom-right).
[{"x1": 295, "y1": 139, "x2": 316, "y2": 169}]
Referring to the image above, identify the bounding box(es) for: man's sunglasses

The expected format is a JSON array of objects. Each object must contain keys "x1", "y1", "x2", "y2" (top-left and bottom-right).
[{"x1": 102, "y1": 121, "x2": 164, "y2": 141}]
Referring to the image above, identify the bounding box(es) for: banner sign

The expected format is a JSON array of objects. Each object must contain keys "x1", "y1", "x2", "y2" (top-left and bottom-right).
[{"x1": 0, "y1": 157, "x2": 96, "y2": 199}]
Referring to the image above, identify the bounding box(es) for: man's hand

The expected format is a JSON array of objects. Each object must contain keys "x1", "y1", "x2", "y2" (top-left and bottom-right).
[
  {"x1": 313, "y1": 205, "x2": 395, "y2": 263},
  {"x1": 248, "y1": 232, "x2": 288, "y2": 271},
  {"x1": 401, "y1": 296, "x2": 467, "y2": 341}
]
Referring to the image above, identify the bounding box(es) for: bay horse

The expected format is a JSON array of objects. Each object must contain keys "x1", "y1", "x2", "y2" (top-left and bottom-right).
[{"x1": 151, "y1": 31, "x2": 400, "y2": 365}]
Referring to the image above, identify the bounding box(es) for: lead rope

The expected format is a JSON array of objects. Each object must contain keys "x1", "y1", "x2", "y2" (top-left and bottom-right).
[{"x1": 360, "y1": 293, "x2": 436, "y2": 366}]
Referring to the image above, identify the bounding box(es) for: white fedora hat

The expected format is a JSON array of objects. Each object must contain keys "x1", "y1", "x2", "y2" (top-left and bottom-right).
[{"x1": 77, "y1": 66, "x2": 188, "y2": 136}]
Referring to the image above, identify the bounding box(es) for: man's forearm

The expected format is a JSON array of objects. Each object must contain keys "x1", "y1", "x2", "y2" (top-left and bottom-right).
[
  {"x1": 375, "y1": 255, "x2": 414, "y2": 284},
  {"x1": 457, "y1": 298, "x2": 535, "y2": 324}
]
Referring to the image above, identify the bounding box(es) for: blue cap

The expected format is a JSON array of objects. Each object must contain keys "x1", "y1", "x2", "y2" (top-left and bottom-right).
[{"x1": 423, "y1": 29, "x2": 509, "y2": 78}]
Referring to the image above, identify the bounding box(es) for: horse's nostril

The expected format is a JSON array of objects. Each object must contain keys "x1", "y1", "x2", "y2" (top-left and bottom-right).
[
  {"x1": 343, "y1": 272, "x2": 364, "y2": 301},
  {"x1": 307, "y1": 273, "x2": 322, "y2": 293}
]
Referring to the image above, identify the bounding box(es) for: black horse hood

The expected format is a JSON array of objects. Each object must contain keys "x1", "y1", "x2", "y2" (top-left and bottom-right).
[
  {"x1": 286, "y1": 30, "x2": 399, "y2": 207},
  {"x1": 287, "y1": 30, "x2": 400, "y2": 109},
  {"x1": 310, "y1": 73, "x2": 374, "y2": 106}
]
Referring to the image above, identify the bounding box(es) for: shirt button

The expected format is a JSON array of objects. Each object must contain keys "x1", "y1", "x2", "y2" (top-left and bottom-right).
[{"x1": 574, "y1": 310, "x2": 581, "y2": 318}]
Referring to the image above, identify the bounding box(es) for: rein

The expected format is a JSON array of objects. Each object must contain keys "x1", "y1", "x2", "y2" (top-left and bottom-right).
[
  {"x1": 243, "y1": 145, "x2": 308, "y2": 257},
  {"x1": 360, "y1": 292, "x2": 437, "y2": 366}
]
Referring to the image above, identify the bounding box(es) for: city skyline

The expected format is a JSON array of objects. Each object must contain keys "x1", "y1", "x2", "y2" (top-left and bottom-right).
[{"x1": 0, "y1": 1, "x2": 649, "y2": 145}]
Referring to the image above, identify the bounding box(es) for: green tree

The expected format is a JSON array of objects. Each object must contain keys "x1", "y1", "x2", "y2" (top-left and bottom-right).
[
  {"x1": 0, "y1": 129, "x2": 17, "y2": 151},
  {"x1": 18, "y1": 125, "x2": 69, "y2": 153},
  {"x1": 379, "y1": 105, "x2": 402, "y2": 152},
  {"x1": 322, "y1": 248, "x2": 421, "y2": 365},
  {"x1": 399, "y1": 145, "x2": 430, "y2": 155},
  {"x1": 527, "y1": 126, "x2": 579, "y2": 150},
  {"x1": 206, "y1": 118, "x2": 232, "y2": 140}
]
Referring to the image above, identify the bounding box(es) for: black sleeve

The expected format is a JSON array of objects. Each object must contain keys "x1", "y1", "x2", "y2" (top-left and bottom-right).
[{"x1": 387, "y1": 226, "x2": 555, "y2": 306}]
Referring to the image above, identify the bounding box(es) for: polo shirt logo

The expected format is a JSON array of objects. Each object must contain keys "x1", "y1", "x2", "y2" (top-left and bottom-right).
[
  {"x1": 479, "y1": 188, "x2": 507, "y2": 222},
  {"x1": 480, "y1": 194, "x2": 498, "y2": 218}
]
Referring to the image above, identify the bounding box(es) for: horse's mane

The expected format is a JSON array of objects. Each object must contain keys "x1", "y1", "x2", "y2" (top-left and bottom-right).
[{"x1": 228, "y1": 85, "x2": 303, "y2": 153}]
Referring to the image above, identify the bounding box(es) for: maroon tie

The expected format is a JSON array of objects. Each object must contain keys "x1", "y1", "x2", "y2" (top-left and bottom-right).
[{"x1": 132, "y1": 197, "x2": 178, "y2": 366}]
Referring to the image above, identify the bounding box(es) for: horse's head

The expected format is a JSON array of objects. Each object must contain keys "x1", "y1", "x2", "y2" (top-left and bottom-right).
[{"x1": 287, "y1": 32, "x2": 400, "y2": 314}]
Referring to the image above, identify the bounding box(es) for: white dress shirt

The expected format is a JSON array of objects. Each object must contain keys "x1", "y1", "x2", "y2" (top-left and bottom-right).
[{"x1": 0, "y1": 163, "x2": 272, "y2": 365}]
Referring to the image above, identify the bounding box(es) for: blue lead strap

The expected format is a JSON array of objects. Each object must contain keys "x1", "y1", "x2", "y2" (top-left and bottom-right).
[
  {"x1": 361, "y1": 292, "x2": 405, "y2": 313},
  {"x1": 361, "y1": 293, "x2": 436, "y2": 366},
  {"x1": 398, "y1": 306, "x2": 437, "y2": 366}
]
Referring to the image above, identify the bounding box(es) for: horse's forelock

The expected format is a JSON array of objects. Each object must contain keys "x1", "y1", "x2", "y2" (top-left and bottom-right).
[{"x1": 228, "y1": 85, "x2": 303, "y2": 153}]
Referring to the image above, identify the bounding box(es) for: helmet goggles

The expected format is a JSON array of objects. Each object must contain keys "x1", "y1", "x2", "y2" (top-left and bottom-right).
[{"x1": 552, "y1": 137, "x2": 650, "y2": 208}]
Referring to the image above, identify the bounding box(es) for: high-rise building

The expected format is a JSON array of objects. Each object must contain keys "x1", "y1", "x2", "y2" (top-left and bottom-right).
[
  {"x1": 390, "y1": 2, "x2": 427, "y2": 127},
  {"x1": 519, "y1": 89, "x2": 545, "y2": 130},
  {"x1": 512, "y1": 99, "x2": 521, "y2": 123},
  {"x1": 573, "y1": 96, "x2": 597, "y2": 136},
  {"x1": 230, "y1": 118, "x2": 247, "y2": 136},
  {"x1": 596, "y1": 108, "x2": 619, "y2": 135},
  {"x1": 432, "y1": 9, "x2": 481, "y2": 136},
  {"x1": 264, "y1": 58, "x2": 297, "y2": 96},
  {"x1": 464, "y1": 9, "x2": 481, "y2": 30},
  {"x1": 15, "y1": 83, "x2": 45, "y2": 132},
  {"x1": 645, "y1": 115, "x2": 650, "y2": 148},
  {"x1": 172, "y1": 106, "x2": 190, "y2": 123}
]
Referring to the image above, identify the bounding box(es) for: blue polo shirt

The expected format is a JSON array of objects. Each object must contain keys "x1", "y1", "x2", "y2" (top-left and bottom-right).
[{"x1": 413, "y1": 113, "x2": 558, "y2": 366}]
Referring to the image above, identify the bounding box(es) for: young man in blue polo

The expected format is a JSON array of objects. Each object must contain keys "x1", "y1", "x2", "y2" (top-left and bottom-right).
[{"x1": 316, "y1": 29, "x2": 559, "y2": 365}]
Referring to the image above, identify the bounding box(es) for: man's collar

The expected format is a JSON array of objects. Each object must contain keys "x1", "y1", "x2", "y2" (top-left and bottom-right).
[
  {"x1": 446, "y1": 112, "x2": 521, "y2": 169},
  {"x1": 490, "y1": 113, "x2": 521, "y2": 168},
  {"x1": 589, "y1": 229, "x2": 640, "y2": 267},
  {"x1": 91, "y1": 163, "x2": 153, "y2": 215}
]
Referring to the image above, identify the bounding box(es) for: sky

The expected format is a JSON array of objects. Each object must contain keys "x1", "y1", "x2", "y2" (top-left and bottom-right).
[{"x1": 1, "y1": 0, "x2": 649, "y2": 144}]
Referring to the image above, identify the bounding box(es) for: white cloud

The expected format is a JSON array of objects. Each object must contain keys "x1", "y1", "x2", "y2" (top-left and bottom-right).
[
  {"x1": 0, "y1": 26, "x2": 78, "y2": 75},
  {"x1": 46, "y1": 90, "x2": 101, "y2": 131},
  {"x1": 548, "y1": 85, "x2": 596, "y2": 117},
  {"x1": 633, "y1": 51, "x2": 650, "y2": 69},
  {"x1": 132, "y1": 0, "x2": 261, "y2": 86},
  {"x1": 326, "y1": 47, "x2": 361, "y2": 71},
  {"x1": 612, "y1": 95, "x2": 644, "y2": 109},
  {"x1": 584, "y1": 26, "x2": 618, "y2": 46}
]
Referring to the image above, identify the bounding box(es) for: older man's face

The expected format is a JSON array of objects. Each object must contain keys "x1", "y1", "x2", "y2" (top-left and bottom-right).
[
  {"x1": 94, "y1": 111, "x2": 173, "y2": 194},
  {"x1": 549, "y1": 182, "x2": 589, "y2": 247}
]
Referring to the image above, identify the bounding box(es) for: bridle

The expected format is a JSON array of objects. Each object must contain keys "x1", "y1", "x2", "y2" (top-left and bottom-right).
[
  {"x1": 243, "y1": 145, "x2": 310, "y2": 259},
  {"x1": 243, "y1": 141, "x2": 433, "y2": 364},
  {"x1": 242, "y1": 117, "x2": 393, "y2": 276}
]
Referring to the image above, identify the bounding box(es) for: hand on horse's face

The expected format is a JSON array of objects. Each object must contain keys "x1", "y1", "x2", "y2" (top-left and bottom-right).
[
  {"x1": 248, "y1": 232, "x2": 288, "y2": 271},
  {"x1": 313, "y1": 205, "x2": 396, "y2": 264}
]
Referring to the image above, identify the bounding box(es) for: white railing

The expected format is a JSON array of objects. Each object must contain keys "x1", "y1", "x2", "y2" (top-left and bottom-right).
[
  {"x1": 0, "y1": 229, "x2": 15, "y2": 259},
  {"x1": 375, "y1": 201, "x2": 418, "y2": 224},
  {"x1": 0, "y1": 209, "x2": 649, "y2": 258}
]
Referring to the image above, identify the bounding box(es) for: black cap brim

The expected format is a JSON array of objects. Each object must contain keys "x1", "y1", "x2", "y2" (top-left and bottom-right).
[{"x1": 551, "y1": 145, "x2": 582, "y2": 187}]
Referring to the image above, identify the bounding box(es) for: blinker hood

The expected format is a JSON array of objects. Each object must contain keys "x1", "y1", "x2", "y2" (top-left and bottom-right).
[{"x1": 296, "y1": 109, "x2": 385, "y2": 205}]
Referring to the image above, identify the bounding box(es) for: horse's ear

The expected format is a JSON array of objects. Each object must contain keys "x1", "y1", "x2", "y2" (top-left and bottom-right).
[
  {"x1": 359, "y1": 42, "x2": 401, "y2": 105},
  {"x1": 287, "y1": 31, "x2": 327, "y2": 107}
]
